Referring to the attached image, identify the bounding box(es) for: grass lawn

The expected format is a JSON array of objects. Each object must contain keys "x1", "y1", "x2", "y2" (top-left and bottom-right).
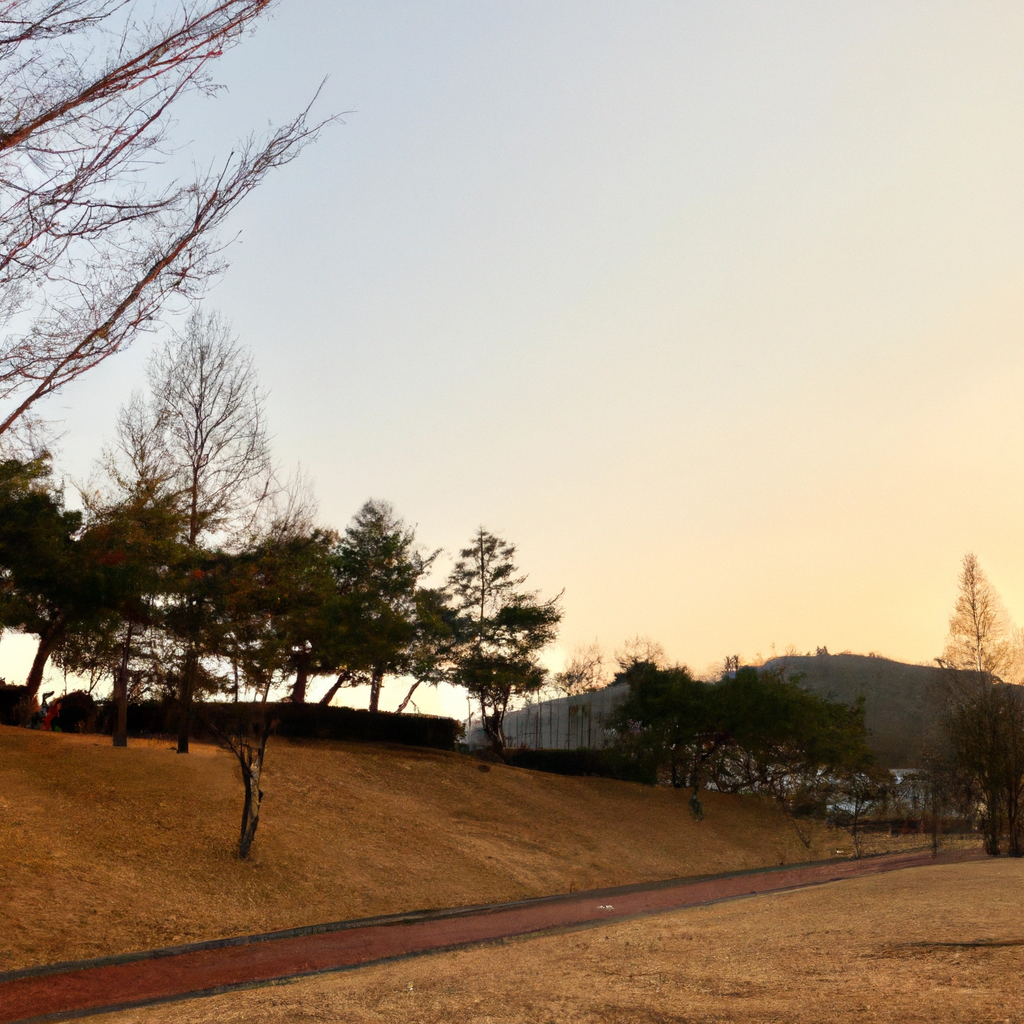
[
  {"x1": 94, "y1": 859, "x2": 1024, "y2": 1023},
  {"x1": 1, "y1": 725, "x2": 854, "y2": 971}
]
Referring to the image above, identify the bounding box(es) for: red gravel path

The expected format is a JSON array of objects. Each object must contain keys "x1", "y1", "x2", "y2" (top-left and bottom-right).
[{"x1": 0, "y1": 848, "x2": 983, "y2": 1024}]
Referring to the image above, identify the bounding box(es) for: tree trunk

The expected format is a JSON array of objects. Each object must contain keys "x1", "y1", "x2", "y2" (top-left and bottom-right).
[
  {"x1": 238, "y1": 747, "x2": 264, "y2": 858},
  {"x1": 368, "y1": 668, "x2": 384, "y2": 713},
  {"x1": 177, "y1": 648, "x2": 197, "y2": 754},
  {"x1": 1009, "y1": 770, "x2": 1023, "y2": 857},
  {"x1": 986, "y1": 818, "x2": 1002, "y2": 856},
  {"x1": 24, "y1": 621, "x2": 63, "y2": 703},
  {"x1": 395, "y1": 679, "x2": 421, "y2": 714},
  {"x1": 289, "y1": 664, "x2": 308, "y2": 703},
  {"x1": 113, "y1": 622, "x2": 134, "y2": 748},
  {"x1": 481, "y1": 699, "x2": 506, "y2": 754},
  {"x1": 318, "y1": 670, "x2": 351, "y2": 706}
]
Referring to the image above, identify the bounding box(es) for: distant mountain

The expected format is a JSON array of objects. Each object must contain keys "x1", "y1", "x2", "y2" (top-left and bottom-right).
[{"x1": 762, "y1": 653, "x2": 945, "y2": 768}]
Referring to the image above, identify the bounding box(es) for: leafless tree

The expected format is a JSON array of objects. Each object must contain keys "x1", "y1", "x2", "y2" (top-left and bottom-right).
[
  {"x1": 937, "y1": 553, "x2": 1024, "y2": 855},
  {"x1": 614, "y1": 634, "x2": 666, "y2": 672},
  {"x1": 112, "y1": 305, "x2": 274, "y2": 753},
  {"x1": 0, "y1": 1, "x2": 334, "y2": 438},
  {"x1": 146, "y1": 307, "x2": 272, "y2": 547},
  {"x1": 204, "y1": 690, "x2": 278, "y2": 859},
  {"x1": 257, "y1": 464, "x2": 319, "y2": 544},
  {"x1": 554, "y1": 640, "x2": 606, "y2": 696},
  {"x1": 940, "y1": 553, "x2": 1014, "y2": 680}
]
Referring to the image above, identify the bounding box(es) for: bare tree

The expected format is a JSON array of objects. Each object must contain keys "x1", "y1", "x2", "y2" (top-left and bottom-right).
[
  {"x1": 147, "y1": 307, "x2": 272, "y2": 547},
  {"x1": 203, "y1": 668, "x2": 278, "y2": 859},
  {"x1": 120, "y1": 307, "x2": 272, "y2": 752},
  {"x1": 0, "y1": 1, "x2": 333, "y2": 438},
  {"x1": 940, "y1": 553, "x2": 1013, "y2": 680},
  {"x1": 554, "y1": 641, "x2": 606, "y2": 697},
  {"x1": 835, "y1": 766, "x2": 891, "y2": 858},
  {"x1": 937, "y1": 553, "x2": 1024, "y2": 855},
  {"x1": 614, "y1": 634, "x2": 666, "y2": 672}
]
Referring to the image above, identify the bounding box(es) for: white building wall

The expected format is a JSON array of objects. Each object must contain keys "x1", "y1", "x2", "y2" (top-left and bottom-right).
[{"x1": 498, "y1": 683, "x2": 630, "y2": 750}]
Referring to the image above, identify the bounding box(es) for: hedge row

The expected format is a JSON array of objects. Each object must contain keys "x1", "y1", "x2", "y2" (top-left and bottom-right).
[
  {"x1": 504, "y1": 747, "x2": 658, "y2": 785},
  {"x1": 100, "y1": 700, "x2": 461, "y2": 751},
  {"x1": 0, "y1": 686, "x2": 27, "y2": 725}
]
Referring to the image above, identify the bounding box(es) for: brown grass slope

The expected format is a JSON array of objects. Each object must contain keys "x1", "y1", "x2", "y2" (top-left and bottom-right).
[
  {"x1": 765, "y1": 652, "x2": 945, "y2": 767},
  {"x1": 0, "y1": 726, "x2": 839, "y2": 972}
]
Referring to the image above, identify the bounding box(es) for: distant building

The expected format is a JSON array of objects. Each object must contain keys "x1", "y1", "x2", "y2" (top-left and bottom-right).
[{"x1": 468, "y1": 681, "x2": 630, "y2": 750}]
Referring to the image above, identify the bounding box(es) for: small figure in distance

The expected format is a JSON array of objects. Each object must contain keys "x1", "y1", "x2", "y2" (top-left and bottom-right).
[
  {"x1": 30, "y1": 691, "x2": 55, "y2": 730},
  {"x1": 689, "y1": 786, "x2": 704, "y2": 822}
]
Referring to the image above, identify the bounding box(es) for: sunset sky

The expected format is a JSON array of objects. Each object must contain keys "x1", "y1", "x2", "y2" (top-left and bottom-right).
[{"x1": 13, "y1": 2, "x2": 1024, "y2": 713}]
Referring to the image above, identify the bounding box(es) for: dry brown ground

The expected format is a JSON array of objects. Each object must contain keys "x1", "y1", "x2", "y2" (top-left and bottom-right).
[
  {"x1": 95, "y1": 859, "x2": 1024, "y2": 1024},
  {"x1": 0, "y1": 725, "x2": 862, "y2": 971}
]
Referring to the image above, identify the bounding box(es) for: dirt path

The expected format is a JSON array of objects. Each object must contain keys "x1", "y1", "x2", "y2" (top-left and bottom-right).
[{"x1": 0, "y1": 848, "x2": 983, "y2": 1024}]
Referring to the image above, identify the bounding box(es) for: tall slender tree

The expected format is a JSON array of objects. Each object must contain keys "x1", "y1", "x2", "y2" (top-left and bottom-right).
[
  {"x1": 128, "y1": 309, "x2": 272, "y2": 752},
  {"x1": 447, "y1": 528, "x2": 561, "y2": 753},
  {"x1": 937, "y1": 553, "x2": 1024, "y2": 855}
]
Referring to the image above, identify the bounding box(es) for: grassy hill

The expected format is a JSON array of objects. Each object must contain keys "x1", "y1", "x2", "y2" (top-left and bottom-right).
[
  {"x1": 0, "y1": 726, "x2": 846, "y2": 972},
  {"x1": 764, "y1": 653, "x2": 945, "y2": 767}
]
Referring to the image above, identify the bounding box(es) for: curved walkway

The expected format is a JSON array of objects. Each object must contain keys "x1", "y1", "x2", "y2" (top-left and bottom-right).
[{"x1": 0, "y1": 847, "x2": 983, "y2": 1024}]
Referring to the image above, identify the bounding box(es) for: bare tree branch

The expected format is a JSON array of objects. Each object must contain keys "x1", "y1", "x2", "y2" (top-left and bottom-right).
[{"x1": 0, "y1": 1, "x2": 336, "y2": 436}]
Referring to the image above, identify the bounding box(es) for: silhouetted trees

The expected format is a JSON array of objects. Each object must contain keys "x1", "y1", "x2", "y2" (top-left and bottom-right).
[
  {"x1": 446, "y1": 529, "x2": 562, "y2": 753},
  {"x1": 554, "y1": 641, "x2": 606, "y2": 697},
  {"x1": 611, "y1": 662, "x2": 877, "y2": 822},
  {"x1": 66, "y1": 481, "x2": 184, "y2": 745},
  {"x1": 0, "y1": 458, "x2": 106, "y2": 711},
  {"x1": 322, "y1": 500, "x2": 438, "y2": 713}
]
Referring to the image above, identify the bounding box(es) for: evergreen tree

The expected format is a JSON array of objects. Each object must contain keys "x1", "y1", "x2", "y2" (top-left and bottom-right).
[{"x1": 447, "y1": 529, "x2": 561, "y2": 753}]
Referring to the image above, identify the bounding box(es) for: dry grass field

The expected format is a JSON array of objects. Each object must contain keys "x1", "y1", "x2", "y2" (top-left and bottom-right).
[
  {"x1": 0, "y1": 725, "x2": 850, "y2": 971},
  {"x1": 95, "y1": 859, "x2": 1024, "y2": 1024}
]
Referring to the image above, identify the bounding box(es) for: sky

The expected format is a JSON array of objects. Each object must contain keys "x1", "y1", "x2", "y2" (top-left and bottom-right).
[{"x1": 12, "y1": 1, "x2": 1024, "y2": 715}]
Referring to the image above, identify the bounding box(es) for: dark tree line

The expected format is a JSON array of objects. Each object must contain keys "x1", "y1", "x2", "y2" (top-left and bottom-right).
[
  {"x1": 610, "y1": 658, "x2": 880, "y2": 840},
  {"x1": 0, "y1": 297, "x2": 565, "y2": 856},
  {"x1": 0, "y1": 457, "x2": 561, "y2": 741}
]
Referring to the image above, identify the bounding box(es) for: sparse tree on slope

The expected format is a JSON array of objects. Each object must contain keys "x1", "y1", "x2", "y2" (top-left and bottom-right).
[{"x1": 202, "y1": 542, "x2": 292, "y2": 859}]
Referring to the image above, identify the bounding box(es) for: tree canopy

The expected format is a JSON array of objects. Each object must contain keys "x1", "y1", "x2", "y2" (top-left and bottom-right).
[
  {"x1": 611, "y1": 661, "x2": 876, "y2": 817},
  {"x1": 446, "y1": 528, "x2": 561, "y2": 752}
]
